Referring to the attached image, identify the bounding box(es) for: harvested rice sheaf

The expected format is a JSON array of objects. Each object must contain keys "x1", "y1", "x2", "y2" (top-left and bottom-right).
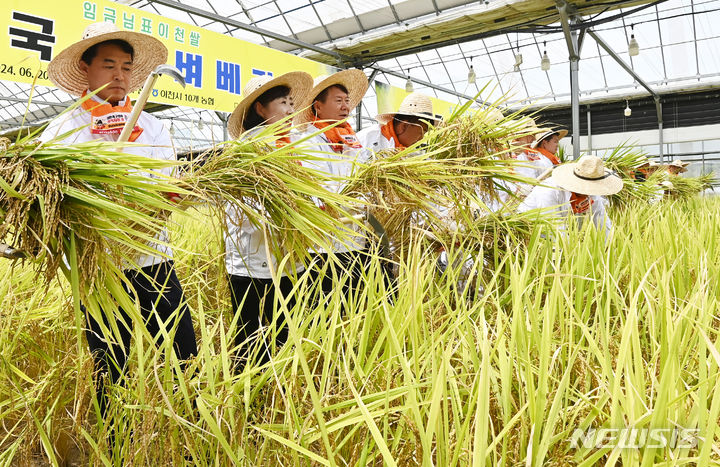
[
  {"x1": 667, "y1": 172, "x2": 718, "y2": 199},
  {"x1": 0, "y1": 135, "x2": 184, "y2": 293},
  {"x1": 181, "y1": 127, "x2": 361, "y2": 261},
  {"x1": 343, "y1": 106, "x2": 538, "y2": 252}
]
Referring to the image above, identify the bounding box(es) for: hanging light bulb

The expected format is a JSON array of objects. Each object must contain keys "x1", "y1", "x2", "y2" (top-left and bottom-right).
[
  {"x1": 540, "y1": 41, "x2": 550, "y2": 71},
  {"x1": 197, "y1": 117, "x2": 204, "y2": 131},
  {"x1": 467, "y1": 57, "x2": 476, "y2": 84},
  {"x1": 405, "y1": 69, "x2": 414, "y2": 92},
  {"x1": 513, "y1": 43, "x2": 523, "y2": 72},
  {"x1": 628, "y1": 24, "x2": 640, "y2": 57},
  {"x1": 169, "y1": 121, "x2": 175, "y2": 136},
  {"x1": 624, "y1": 100, "x2": 632, "y2": 117}
]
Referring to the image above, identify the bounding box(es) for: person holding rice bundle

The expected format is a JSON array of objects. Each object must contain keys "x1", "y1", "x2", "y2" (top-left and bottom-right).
[
  {"x1": 294, "y1": 69, "x2": 371, "y2": 301},
  {"x1": 224, "y1": 71, "x2": 313, "y2": 369},
  {"x1": 519, "y1": 155, "x2": 623, "y2": 237},
  {"x1": 356, "y1": 92, "x2": 437, "y2": 151},
  {"x1": 40, "y1": 22, "x2": 197, "y2": 415}
]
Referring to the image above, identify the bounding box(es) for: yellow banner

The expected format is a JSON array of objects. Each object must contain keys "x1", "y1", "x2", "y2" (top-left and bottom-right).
[
  {"x1": 0, "y1": 0, "x2": 336, "y2": 112},
  {"x1": 374, "y1": 82, "x2": 458, "y2": 121}
]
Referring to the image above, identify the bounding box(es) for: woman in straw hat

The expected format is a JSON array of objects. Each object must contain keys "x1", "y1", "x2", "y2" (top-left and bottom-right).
[
  {"x1": 39, "y1": 22, "x2": 197, "y2": 417},
  {"x1": 519, "y1": 155, "x2": 623, "y2": 236},
  {"x1": 356, "y1": 92, "x2": 437, "y2": 151},
  {"x1": 510, "y1": 117, "x2": 546, "y2": 177},
  {"x1": 223, "y1": 71, "x2": 313, "y2": 369},
  {"x1": 528, "y1": 127, "x2": 568, "y2": 170},
  {"x1": 294, "y1": 69, "x2": 371, "y2": 301}
]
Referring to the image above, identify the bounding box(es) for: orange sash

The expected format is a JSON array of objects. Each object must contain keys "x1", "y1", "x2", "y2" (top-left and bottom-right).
[
  {"x1": 80, "y1": 91, "x2": 143, "y2": 142},
  {"x1": 536, "y1": 147, "x2": 560, "y2": 166},
  {"x1": 313, "y1": 118, "x2": 362, "y2": 153},
  {"x1": 380, "y1": 121, "x2": 406, "y2": 150},
  {"x1": 570, "y1": 193, "x2": 593, "y2": 214}
]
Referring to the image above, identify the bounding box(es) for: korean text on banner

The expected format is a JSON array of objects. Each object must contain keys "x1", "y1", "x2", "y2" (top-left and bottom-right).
[{"x1": 1, "y1": 0, "x2": 336, "y2": 112}]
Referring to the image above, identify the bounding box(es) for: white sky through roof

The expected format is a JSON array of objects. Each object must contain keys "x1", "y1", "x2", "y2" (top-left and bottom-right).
[{"x1": 2, "y1": 0, "x2": 720, "y2": 149}]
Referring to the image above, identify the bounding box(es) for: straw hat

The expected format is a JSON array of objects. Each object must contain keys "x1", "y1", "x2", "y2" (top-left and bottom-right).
[
  {"x1": 227, "y1": 72, "x2": 313, "y2": 139},
  {"x1": 551, "y1": 155, "x2": 624, "y2": 196},
  {"x1": 295, "y1": 69, "x2": 369, "y2": 125},
  {"x1": 504, "y1": 116, "x2": 541, "y2": 136},
  {"x1": 48, "y1": 22, "x2": 168, "y2": 97},
  {"x1": 532, "y1": 127, "x2": 569, "y2": 148},
  {"x1": 668, "y1": 159, "x2": 689, "y2": 172},
  {"x1": 375, "y1": 92, "x2": 437, "y2": 125},
  {"x1": 483, "y1": 107, "x2": 505, "y2": 124}
]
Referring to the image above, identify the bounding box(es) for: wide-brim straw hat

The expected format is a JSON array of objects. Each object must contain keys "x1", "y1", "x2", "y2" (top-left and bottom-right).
[
  {"x1": 532, "y1": 128, "x2": 569, "y2": 147},
  {"x1": 504, "y1": 116, "x2": 541, "y2": 136},
  {"x1": 668, "y1": 159, "x2": 689, "y2": 172},
  {"x1": 551, "y1": 155, "x2": 624, "y2": 196},
  {"x1": 295, "y1": 69, "x2": 369, "y2": 125},
  {"x1": 375, "y1": 92, "x2": 437, "y2": 125},
  {"x1": 48, "y1": 22, "x2": 168, "y2": 97},
  {"x1": 227, "y1": 72, "x2": 313, "y2": 139}
]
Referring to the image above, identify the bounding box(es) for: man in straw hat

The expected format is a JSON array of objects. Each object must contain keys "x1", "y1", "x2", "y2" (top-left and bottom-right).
[
  {"x1": 294, "y1": 69, "x2": 371, "y2": 300},
  {"x1": 357, "y1": 92, "x2": 437, "y2": 151},
  {"x1": 224, "y1": 71, "x2": 313, "y2": 369},
  {"x1": 40, "y1": 22, "x2": 197, "y2": 415},
  {"x1": 519, "y1": 155, "x2": 623, "y2": 236},
  {"x1": 666, "y1": 159, "x2": 690, "y2": 176}
]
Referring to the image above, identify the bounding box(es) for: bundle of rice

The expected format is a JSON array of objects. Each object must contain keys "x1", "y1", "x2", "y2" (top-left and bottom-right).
[
  {"x1": 609, "y1": 170, "x2": 668, "y2": 207},
  {"x1": 602, "y1": 145, "x2": 662, "y2": 208},
  {"x1": 602, "y1": 144, "x2": 649, "y2": 177},
  {"x1": 343, "y1": 102, "x2": 537, "y2": 250},
  {"x1": 181, "y1": 125, "x2": 361, "y2": 261},
  {"x1": 666, "y1": 173, "x2": 718, "y2": 199},
  {"x1": 0, "y1": 134, "x2": 186, "y2": 291}
]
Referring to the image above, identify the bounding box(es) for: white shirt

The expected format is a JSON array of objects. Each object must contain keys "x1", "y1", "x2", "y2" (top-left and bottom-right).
[
  {"x1": 518, "y1": 179, "x2": 612, "y2": 236},
  {"x1": 515, "y1": 149, "x2": 554, "y2": 179},
  {"x1": 40, "y1": 93, "x2": 175, "y2": 269},
  {"x1": 297, "y1": 124, "x2": 370, "y2": 253},
  {"x1": 356, "y1": 123, "x2": 395, "y2": 153},
  {"x1": 224, "y1": 127, "x2": 304, "y2": 278}
]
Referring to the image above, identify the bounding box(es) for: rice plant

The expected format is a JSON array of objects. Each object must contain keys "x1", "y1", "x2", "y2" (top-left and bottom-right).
[{"x1": 2, "y1": 196, "x2": 720, "y2": 465}]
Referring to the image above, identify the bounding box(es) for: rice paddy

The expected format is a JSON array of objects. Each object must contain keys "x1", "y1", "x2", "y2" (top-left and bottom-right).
[{"x1": 2, "y1": 196, "x2": 720, "y2": 465}]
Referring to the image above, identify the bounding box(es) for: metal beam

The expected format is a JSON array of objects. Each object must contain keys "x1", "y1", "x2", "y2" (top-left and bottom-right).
[
  {"x1": 586, "y1": 106, "x2": 592, "y2": 153},
  {"x1": 0, "y1": 96, "x2": 70, "y2": 107},
  {"x1": 556, "y1": 0, "x2": 580, "y2": 61},
  {"x1": 371, "y1": 65, "x2": 486, "y2": 105},
  {"x1": 656, "y1": 97, "x2": 664, "y2": 162},
  {"x1": 557, "y1": 0, "x2": 581, "y2": 159},
  {"x1": 357, "y1": 68, "x2": 379, "y2": 130},
  {"x1": 147, "y1": 0, "x2": 349, "y2": 65}
]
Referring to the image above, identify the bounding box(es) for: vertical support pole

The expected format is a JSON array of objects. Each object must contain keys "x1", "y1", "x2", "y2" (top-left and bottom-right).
[
  {"x1": 655, "y1": 97, "x2": 664, "y2": 163},
  {"x1": 356, "y1": 102, "x2": 362, "y2": 131},
  {"x1": 216, "y1": 111, "x2": 229, "y2": 141},
  {"x1": 557, "y1": 2, "x2": 582, "y2": 160},
  {"x1": 586, "y1": 106, "x2": 592, "y2": 154},
  {"x1": 570, "y1": 28, "x2": 581, "y2": 159}
]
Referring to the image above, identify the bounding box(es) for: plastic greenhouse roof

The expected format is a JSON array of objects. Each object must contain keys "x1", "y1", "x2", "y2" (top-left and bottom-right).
[{"x1": 1, "y1": 0, "x2": 719, "y2": 149}]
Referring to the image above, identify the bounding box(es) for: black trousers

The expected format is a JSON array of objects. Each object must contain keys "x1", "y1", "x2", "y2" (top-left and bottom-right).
[
  {"x1": 228, "y1": 274, "x2": 294, "y2": 369},
  {"x1": 84, "y1": 261, "x2": 197, "y2": 415}
]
